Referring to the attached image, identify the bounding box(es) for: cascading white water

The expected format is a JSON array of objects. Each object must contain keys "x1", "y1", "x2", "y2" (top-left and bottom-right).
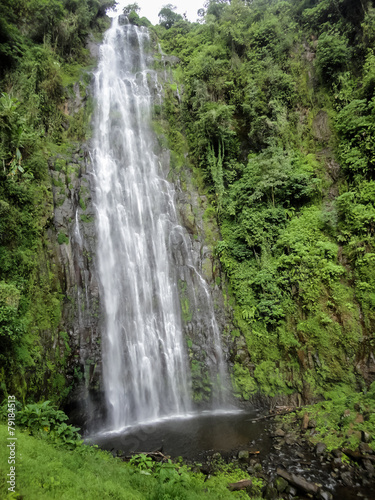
[{"x1": 92, "y1": 17, "x2": 229, "y2": 431}]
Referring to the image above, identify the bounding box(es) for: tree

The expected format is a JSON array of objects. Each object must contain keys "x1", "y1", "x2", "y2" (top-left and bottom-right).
[
  {"x1": 158, "y1": 4, "x2": 183, "y2": 29},
  {"x1": 204, "y1": 0, "x2": 229, "y2": 20},
  {"x1": 123, "y1": 3, "x2": 140, "y2": 16},
  {"x1": 316, "y1": 31, "x2": 350, "y2": 81}
]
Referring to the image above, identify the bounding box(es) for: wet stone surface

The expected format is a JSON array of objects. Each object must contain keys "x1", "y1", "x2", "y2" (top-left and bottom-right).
[{"x1": 261, "y1": 418, "x2": 375, "y2": 500}]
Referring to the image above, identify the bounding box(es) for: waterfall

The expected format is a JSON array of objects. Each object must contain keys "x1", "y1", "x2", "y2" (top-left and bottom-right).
[{"x1": 92, "y1": 17, "x2": 228, "y2": 431}]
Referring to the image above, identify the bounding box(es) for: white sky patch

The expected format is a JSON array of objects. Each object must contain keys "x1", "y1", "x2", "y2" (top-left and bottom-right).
[{"x1": 110, "y1": 0, "x2": 205, "y2": 25}]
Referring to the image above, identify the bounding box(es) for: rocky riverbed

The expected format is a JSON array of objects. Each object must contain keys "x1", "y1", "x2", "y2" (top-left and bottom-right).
[
  {"x1": 260, "y1": 413, "x2": 374, "y2": 500},
  {"x1": 95, "y1": 405, "x2": 373, "y2": 500},
  {"x1": 184, "y1": 409, "x2": 374, "y2": 500}
]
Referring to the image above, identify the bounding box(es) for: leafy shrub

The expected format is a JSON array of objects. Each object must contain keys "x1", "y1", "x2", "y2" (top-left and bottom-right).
[
  {"x1": 0, "y1": 399, "x2": 82, "y2": 447},
  {"x1": 57, "y1": 232, "x2": 69, "y2": 245},
  {"x1": 316, "y1": 31, "x2": 350, "y2": 81},
  {"x1": 336, "y1": 98, "x2": 375, "y2": 177},
  {"x1": 130, "y1": 454, "x2": 192, "y2": 489},
  {"x1": 231, "y1": 362, "x2": 257, "y2": 400}
]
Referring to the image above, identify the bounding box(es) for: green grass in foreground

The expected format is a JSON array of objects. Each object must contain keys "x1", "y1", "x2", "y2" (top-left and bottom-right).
[{"x1": 0, "y1": 424, "x2": 261, "y2": 499}]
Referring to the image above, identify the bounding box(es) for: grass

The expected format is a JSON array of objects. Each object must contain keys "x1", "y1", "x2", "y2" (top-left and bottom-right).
[{"x1": 0, "y1": 424, "x2": 257, "y2": 499}]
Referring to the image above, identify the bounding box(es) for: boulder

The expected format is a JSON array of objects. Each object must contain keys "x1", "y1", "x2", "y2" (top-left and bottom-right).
[
  {"x1": 263, "y1": 483, "x2": 278, "y2": 500},
  {"x1": 302, "y1": 412, "x2": 309, "y2": 430},
  {"x1": 362, "y1": 458, "x2": 374, "y2": 475},
  {"x1": 254, "y1": 463, "x2": 263, "y2": 472},
  {"x1": 318, "y1": 489, "x2": 333, "y2": 500},
  {"x1": 340, "y1": 471, "x2": 353, "y2": 487},
  {"x1": 276, "y1": 468, "x2": 319, "y2": 495},
  {"x1": 361, "y1": 431, "x2": 371, "y2": 444},
  {"x1": 359, "y1": 442, "x2": 372, "y2": 454},
  {"x1": 275, "y1": 476, "x2": 288, "y2": 492},
  {"x1": 315, "y1": 442, "x2": 327, "y2": 456},
  {"x1": 308, "y1": 418, "x2": 317, "y2": 428},
  {"x1": 274, "y1": 428, "x2": 285, "y2": 437},
  {"x1": 238, "y1": 450, "x2": 250, "y2": 461}
]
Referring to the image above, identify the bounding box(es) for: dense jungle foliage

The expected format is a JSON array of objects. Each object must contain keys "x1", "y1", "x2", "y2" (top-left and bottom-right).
[
  {"x1": 1, "y1": 0, "x2": 375, "y2": 408},
  {"x1": 1, "y1": 1, "x2": 375, "y2": 496},
  {"x1": 0, "y1": 0, "x2": 115, "y2": 402},
  {"x1": 153, "y1": 0, "x2": 375, "y2": 400}
]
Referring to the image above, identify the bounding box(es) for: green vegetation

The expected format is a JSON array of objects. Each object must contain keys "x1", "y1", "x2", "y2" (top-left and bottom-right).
[
  {"x1": 0, "y1": 0, "x2": 115, "y2": 402},
  {"x1": 191, "y1": 358, "x2": 213, "y2": 403},
  {"x1": 57, "y1": 232, "x2": 69, "y2": 245},
  {"x1": 1, "y1": 399, "x2": 82, "y2": 447},
  {"x1": 155, "y1": 0, "x2": 375, "y2": 399},
  {"x1": 0, "y1": 401, "x2": 261, "y2": 498},
  {"x1": 279, "y1": 382, "x2": 375, "y2": 453},
  {"x1": 178, "y1": 280, "x2": 192, "y2": 323},
  {"x1": 123, "y1": 3, "x2": 152, "y2": 27},
  {"x1": 0, "y1": 416, "x2": 261, "y2": 499},
  {"x1": 1, "y1": 0, "x2": 375, "y2": 497},
  {"x1": 158, "y1": 4, "x2": 184, "y2": 29}
]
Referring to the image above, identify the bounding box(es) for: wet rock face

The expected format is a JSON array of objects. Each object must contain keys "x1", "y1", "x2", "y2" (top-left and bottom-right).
[
  {"x1": 155, "y1": 61, "x2": 237, "y2": 405},
  {"x1": 49, "y1": 143, "x2": 105, "y2": 429},
  {"x1": 57, "y1": 34, "x2": 237, "y2": 425},
  {"x1": 164, "y1": 151, "x2": 236, "y2": 404},
  {"x1": 312, "y1": 110, "x2": 331, "y2": 142}
]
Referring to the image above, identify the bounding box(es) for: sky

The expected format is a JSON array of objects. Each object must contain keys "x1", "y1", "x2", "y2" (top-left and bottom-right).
[{"x1": 111, "y1": 0, "x2": 205, "y2": 25}]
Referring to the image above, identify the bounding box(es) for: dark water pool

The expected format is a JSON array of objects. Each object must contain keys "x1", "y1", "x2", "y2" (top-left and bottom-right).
[{"x1": 87, "y1": 409, "x2": 272, "y2": 460}]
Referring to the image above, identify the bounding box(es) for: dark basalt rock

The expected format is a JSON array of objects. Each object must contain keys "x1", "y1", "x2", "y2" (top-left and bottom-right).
[
  {"x1": 315, "y1": 442, "x2": 327, "y2": 456},
  {"x1": 318, "y1": 489, "x2": 333, "y2": 500},
  {"x1": 263, "y1": 483, "x2": 279, "y2": 500},
  {"x1": 359, "y1": 441, "x2": 373, "y2": 454},
  {"x1": 362, "y1": 458, "x2": 374, "y2": 475},
  {"x1": 238, "y1": 450, "x2": 250, "y2": 461},
  {"x1": 340, "y1": 471, "x2": 353, "y2": 487},
  {"x1": 274, "y1": 476, "x2": 288, "y2": 492},
  {"x1": 49, "y1": 143, "x2": 104, "y2": 431}
]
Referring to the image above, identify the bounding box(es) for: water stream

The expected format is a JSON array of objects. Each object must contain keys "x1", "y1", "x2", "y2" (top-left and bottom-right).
[
  {"x1": 85, "y1": 19, "x2": 374, "y2": 500},
  {"x1": 92, "y1": 17, "x2": 228, "y2": 431}
]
